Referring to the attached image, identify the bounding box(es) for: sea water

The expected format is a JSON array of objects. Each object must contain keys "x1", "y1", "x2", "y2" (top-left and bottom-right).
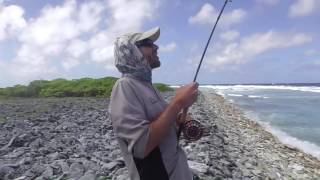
[{"x1": 200, "y1": 84, "x2": 320, "y2": 159}]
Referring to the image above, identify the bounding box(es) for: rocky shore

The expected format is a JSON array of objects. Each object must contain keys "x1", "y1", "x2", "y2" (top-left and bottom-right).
[
  {"x1": 186, "y1": 91, "x2": 320, "y2": 179},
  {"x1": 0, "y1": 92, "x2": 320, "y2": 180}
]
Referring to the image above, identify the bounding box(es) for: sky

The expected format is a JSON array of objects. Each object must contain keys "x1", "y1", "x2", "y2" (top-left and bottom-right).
[{"x1": 0, "y1": 0, "x2": 319, "y2": 87}]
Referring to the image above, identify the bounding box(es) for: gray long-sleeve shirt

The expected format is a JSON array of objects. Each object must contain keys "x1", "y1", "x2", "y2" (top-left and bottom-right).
[{"x1": 109, "y1": 74, "x2": 193, "y2": 180}]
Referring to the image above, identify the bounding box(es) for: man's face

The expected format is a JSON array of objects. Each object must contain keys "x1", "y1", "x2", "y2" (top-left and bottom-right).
[{"x1": 137, "y1": 40, "x2": 160, "y2": 69}]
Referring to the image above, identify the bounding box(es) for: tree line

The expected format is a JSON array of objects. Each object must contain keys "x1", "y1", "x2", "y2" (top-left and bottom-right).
[{"x1": 0, "y1": 77, "x2": 172, "y2": 98}]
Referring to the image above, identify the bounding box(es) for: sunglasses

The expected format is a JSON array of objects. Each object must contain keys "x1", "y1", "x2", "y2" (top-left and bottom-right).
[{"x1": 135, "y1": 39, "x2": 155, "y2": 48}]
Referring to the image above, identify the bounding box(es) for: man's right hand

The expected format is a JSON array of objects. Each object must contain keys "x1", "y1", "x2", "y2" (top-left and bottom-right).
[
  {"x1": 173, "y1": 82, "x2": 199, "y2": 109},
  {"x1": 144, "y1": 82, "x2": 198, "y2": 157}
]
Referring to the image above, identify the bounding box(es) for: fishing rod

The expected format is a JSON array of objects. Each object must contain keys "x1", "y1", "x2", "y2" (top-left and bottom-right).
[{"x1": 179, "y1": 0, "x2": 231, "y2": 141}]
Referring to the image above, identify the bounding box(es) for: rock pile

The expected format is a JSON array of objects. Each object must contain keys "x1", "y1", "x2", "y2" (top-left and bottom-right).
[
  {"x1": 0, "y1": 98, "x2": 125, "y2": 180},
  {"x1": 0, "y1": 92, "x2": 320, "y2": 180}
]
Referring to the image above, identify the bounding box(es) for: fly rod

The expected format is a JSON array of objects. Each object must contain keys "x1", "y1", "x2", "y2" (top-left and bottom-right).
[{"x1": 178, "y1": 0, "x2": 231, "y2": 141}]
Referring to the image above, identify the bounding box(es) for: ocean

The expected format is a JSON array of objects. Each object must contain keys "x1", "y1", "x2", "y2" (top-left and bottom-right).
[{"x1": 200, "y1": 84, "x2": 320, "y2": 159}]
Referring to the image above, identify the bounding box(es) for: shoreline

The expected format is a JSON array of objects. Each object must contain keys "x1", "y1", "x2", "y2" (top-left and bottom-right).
[
  {"x1": 243, "y1": 109, "x2": 320, "y2": 160},
  {"x1": 216, "y1": 92, "x2": 320, "y2": 161},
  {"x1": 0, "y1": 92, "x2": 319, "y2": 179},
  {"x1": 184, "y1": 91, "x2": 320, "y2": 179}
]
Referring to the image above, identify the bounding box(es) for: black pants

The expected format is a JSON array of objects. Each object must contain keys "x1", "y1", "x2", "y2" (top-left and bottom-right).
[{"x1": 133, "y1": 147, "x2": 169, "y2": 180}]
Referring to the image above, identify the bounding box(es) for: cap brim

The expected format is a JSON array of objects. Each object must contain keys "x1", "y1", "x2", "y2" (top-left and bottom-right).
[{"x1": 136, "y1": 27, "x2": 160, "y2": 42}]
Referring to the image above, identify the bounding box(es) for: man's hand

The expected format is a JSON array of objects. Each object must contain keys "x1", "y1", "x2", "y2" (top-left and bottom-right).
[
  {"x1": 172, "y1": 82, "x2": 199, "y2": 110},
  {"x1": 144, "y1": 82, "x2": 198, "y2": 157}
]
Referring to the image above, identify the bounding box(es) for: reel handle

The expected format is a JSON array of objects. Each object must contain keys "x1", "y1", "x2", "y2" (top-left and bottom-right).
[
  {"x1": 177, "y1": 108, "x2": 203, "y2": 142},
  {"x1": 181, "y1": 108, "x2": 188, "y2": 123}
]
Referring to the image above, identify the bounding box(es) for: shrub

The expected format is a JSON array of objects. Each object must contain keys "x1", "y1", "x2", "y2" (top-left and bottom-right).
[
  {"x1": 153, "y1": 83, "x2": 173, "y2": 92},
  {"x1": 0, "y1": 77, "x2": 172, "y2": 98}
]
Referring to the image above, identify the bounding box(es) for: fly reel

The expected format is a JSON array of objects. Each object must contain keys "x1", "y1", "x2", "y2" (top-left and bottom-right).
[{"x1": 182, "y1": 120, "x2": 204, "y2": 141}]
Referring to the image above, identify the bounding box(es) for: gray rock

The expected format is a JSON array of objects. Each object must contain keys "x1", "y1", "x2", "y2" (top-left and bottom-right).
[
  {"x1": 188, "y1": 160, "x2": 209, "y2": 174},
  {"x1": 82, "y1": 159, "x2": 99, "y2": 171},
  {"x1": 112, "y1": 168, "x2": 129, "y2": 180},
  {"x1": 56, "y1": 173, "x2": 68, "y2": 180},
  {"x1": 1, "y1": 94, "x2": 320, "y2": 179},
  {"x1": 13, "y1": 176, "x2": 28, "y2": 180},
  {"x1": 252, "y1": 169, "x2": 262, "y2": 175},
  {"x1": 101, "y1": 161, "x2": 122, "y2": 173},
  {"x1": 219, "y1": 159, "x2": 231, "y2": 166},
  {"x1": 48, "y1": 152, "x2": 67, "y2": 161},
  {"x1": 242, "y1": 169, "x2": 251, "y2": 177},
  {"x1": 48, "y1": 152, "x2": 60, "y2": 160},
  {"x1": 29, "y1": 138, "x2": 43, "y2": 149},
  {"x1": 34, "y1": 176, "x2": 44, "y2": 180},
  {"x1": 69, "y1": 162, "x2": 85, "y2": 179},
  {"x1": 4, "y1": 147, "x2": 28, "y2": 158},
  {"x1": 1, "y1": 135, "x2": 19, "y2": 150},
  {"x1": 41, "y1": 166, "x2": 54, "y2": 179},
  {"x1": 79, "y1": 170, "x2": 96, "y2": 180},
  {"x1": 222, "y1": 166, "x2": 232, "y2": 177},
  {"x1": 54, "y1": 160, "x2": 69, "y2": 173},
  {"x1": 38, "y1": 147, "x2": 51, "y2": 155},
  {"x1": 0, "y1": 165, "x2": 15, "y2": 179},
  {"x1": 268, "y1": 169, "x2": 281, "y2": 179},
  {"x1": 22, "y1": 169, "x2": 36, "y2": 179},
  {"x1": 232, "y1": 170, "x2": 243, "y2": 179}
]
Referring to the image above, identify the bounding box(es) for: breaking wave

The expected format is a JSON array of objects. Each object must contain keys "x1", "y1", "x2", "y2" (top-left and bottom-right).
[
  {"x1": 245, "y1": 111, "x2": 320, "y2": 160},
  {"x1": 200, "y1": 85, "x2": 320, "y2": 93}
]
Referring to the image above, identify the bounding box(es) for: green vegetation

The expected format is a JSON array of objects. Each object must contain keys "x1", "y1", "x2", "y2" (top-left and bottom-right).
[
  {"x1": 0, "y1": 116, "x2": 7, "y2": 124},
  {"x1": 153, "y1": 83, "x2": 173, "y2": 92},
  {"x1": 98, "y1": 176, "x2": 112, "y2": 180},
  {"x1": 0, "y1": 77, "x2": 172, "y2": 98}
]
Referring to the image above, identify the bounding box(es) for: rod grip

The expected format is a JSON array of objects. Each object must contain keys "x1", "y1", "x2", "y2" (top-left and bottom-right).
[{"x1": 177, "y1": 108, "x2": 188, "y2": 140}]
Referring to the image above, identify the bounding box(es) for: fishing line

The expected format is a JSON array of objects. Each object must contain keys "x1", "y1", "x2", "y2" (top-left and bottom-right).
[{"x1": 179, "y1": 0, "x2": 231, "y2": 141}]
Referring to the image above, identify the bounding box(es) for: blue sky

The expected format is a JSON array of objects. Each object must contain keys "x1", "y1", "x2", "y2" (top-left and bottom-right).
[{"x1": 0, "y1": 0, "x2": 319, "y2": 87}]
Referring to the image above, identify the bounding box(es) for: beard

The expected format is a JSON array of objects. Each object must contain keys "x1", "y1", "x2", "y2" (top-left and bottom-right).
[
  {"x1": 147, "y1": 54, "x2": 161, "y2": 69},
  {"x1": 150, "y1": 58, "x2": 160, "y2": 69}
]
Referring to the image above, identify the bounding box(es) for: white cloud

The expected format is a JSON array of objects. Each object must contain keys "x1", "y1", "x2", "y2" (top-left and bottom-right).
[
  {"x1": 10, "y1": 0, "x2": 102, "y2": 78},
  {"x1": 189, "y1": 3, "x2": 214, "y2": 25},
  {"x1": 223, "y1": 9, "x2": 247, "y2": 27},
  {"x1": 188, "y1": 3, "x2": 246, "y2": 28},
  {"x1": 0, "y1": 5, "x2": 27, "y2": 41},
  {"x1": 220, "y1": 30, "x2": 240, "y2": 41},
  {"x1": 0, "y1": 0, "x2": 161, "y2": 86},
  {"x1": 9, "y1": 0, "x2": 102, "y2": 81},
  {"x1": 107, "y1": 0, "x2": 158, "y2": 34},
  {"x1": 88, "y1": 30, "x2": 113, "y2": 66},
  {"x1": 62, "y1": 58, "x2": 80, "y2": 70},
  {"x1": 91, "y1": 45, "x2": 114, "y2": 63},
  {"x1": 17, "y1": 0, "x2": 103, "y2": 47},
  {"x1": 159, "y1": 42, "x2": 177, "y2": 53},
  {"x1": 289, "y1": 0, "x2": 318, "y2": 17},
  {"x1": 87, "y1": 0, "x2": 160, "y2": 68},
  {"x1": 19, "y1": 0, "x2": 88, "y2": 47},
  {"x1": 77, "y1": 1, "x2": 104, "y2": 33},
  {"x1": 66, "y1": 39, "x2": 88, "y2": 58},
  {"x1": 203, "y1": 31, "x2": 312, "y2": 70}
]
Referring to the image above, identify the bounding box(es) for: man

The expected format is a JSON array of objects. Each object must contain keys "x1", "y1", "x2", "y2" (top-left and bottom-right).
[{"x1": 109, "y1": 27, "x2": 198, "y2": 180}]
